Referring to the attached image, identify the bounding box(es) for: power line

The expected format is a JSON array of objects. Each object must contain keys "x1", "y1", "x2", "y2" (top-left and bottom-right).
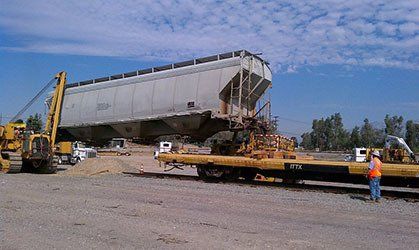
[
  {"x1": 10, "y1": 77, "x2": 56, "y2": 122},
  {"x1": 277, "y1": 130, "x2": 303, "y2": 136},
  {"x1": 275, "y1": 116, "x2": 311, "y2": 125}
]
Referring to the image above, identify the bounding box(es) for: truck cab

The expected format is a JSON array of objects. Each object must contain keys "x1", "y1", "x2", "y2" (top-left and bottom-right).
[
  {"x1": 154, "y1": 141, "x2": 173, "y2": 159},
  {"x1": 353, "y1": 147, "x2": 367, "y2": 162},
  {"x1": 56, "y1": 141, "x2": 97, "y2": 165}
]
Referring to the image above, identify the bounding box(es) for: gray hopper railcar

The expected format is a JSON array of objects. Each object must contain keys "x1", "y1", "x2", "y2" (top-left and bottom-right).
[{"x1": 58, "y1": 50, "x2": 272, "y2": 143}]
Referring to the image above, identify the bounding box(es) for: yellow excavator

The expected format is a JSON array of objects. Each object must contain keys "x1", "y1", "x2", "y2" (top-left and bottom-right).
[
  {"x1": 0, "y1": 71, "x2": 67, "y2": 173},
  {"x1": 366, "y1": 135, "x2": 417, "y2": 164}
]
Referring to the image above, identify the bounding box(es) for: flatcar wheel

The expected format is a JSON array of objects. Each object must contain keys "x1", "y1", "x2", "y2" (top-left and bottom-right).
[
  {"x1": 222, "y1": 167, "x2": 240, "y2": 180},
  {"x1": 197, "y1": 165, "x2": 228, "y2": 181},
  {"x1": 241, "y1": 169, "x2": 257, "y2": 181},
  {"x1": 197, "y1": 165, "x2": 208, "y2": 179}
]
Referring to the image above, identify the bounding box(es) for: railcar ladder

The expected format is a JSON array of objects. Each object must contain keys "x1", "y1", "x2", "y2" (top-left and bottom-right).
[
  {"x1": 228, "y1": 52, "x2": 271, "y2": 130},
  {"x1": 228, "y1": 51, "x2": 253, "y2": 129}
]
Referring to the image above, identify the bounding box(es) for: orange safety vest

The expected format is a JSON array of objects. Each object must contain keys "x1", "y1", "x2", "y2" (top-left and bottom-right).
[{"x1": 369, "y1": 157, "x2": 382, "y2": 179}]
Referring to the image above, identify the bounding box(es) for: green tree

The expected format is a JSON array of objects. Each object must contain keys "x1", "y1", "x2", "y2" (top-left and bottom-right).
[
  {"x1": 311, "y1": 118, "x2": 327, "y2": 150},
  {"x1": 360, "y1": 118, "x2": 384, "y2": 147},
  {"x1": 329, "y1": 113, "x2": 350, "y2": 150},
  {"x1": 384, "y1": 114, "x2": 404, "y2": 137},
  {"x1": 26, "y1": 113, "x2": 43, "y2": 132},
  {"x1": 360, "y1": 119, "x2": 375, "y2": 147},
  {"x1": 350, "y1": 126, "x2": 362, "y2": 148},
  {"x1": 405, "y1": 120, "x2": 419, "y2": 152},
  {"x1": 301, "y1": 113, "x2": 350, "y2": 151},
  {"x1": 300, "y1": 132, "x2": 313, "y2": 150}
]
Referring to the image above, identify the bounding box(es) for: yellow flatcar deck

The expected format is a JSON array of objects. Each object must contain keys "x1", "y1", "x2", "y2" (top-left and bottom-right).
[{"x1": 158, "y1": 153, "x2": 419, "y2": 187}]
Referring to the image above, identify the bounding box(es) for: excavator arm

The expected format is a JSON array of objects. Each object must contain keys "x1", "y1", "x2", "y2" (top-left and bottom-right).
[{"x1": 385, "y1": 135, "x2": 416, "y2": 162}]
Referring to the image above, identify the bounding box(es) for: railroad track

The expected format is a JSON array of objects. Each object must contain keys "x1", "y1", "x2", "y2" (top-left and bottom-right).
[{"x1": 123, "y1": 171, "x2": 419, "y2": 202}]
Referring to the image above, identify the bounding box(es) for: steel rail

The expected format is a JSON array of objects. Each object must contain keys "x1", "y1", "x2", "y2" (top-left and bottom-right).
[{"x1": 122, "y1": 171, "x2": 419, "y2": 202}]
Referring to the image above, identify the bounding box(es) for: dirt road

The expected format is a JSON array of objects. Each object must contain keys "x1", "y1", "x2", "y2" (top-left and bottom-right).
[{"x1": 1, "y1": 171, "x2": 418, "y2": 249}]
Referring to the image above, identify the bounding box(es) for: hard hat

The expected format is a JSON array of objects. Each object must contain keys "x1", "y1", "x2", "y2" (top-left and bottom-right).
[{"x1": 371, "y1": 150, "x2": 380, "y2": 157}]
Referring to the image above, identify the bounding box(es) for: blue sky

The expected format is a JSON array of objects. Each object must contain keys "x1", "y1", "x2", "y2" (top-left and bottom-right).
[{"x1": 0, "y1": 0, "x2": 418, "y2": 138}]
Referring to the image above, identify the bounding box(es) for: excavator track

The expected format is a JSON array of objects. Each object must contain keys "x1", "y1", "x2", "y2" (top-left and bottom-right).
[
  {"x1": 46, "y1": 156, "x2": 58, "y2": 174},
  {"x1": 1, "y1": 152, "x2": 23, "y2": 173}
]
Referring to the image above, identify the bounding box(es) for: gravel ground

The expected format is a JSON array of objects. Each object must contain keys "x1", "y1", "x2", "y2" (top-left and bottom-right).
[{"x1": 1, "y1": 171, "x2": 418, "y2": 249}]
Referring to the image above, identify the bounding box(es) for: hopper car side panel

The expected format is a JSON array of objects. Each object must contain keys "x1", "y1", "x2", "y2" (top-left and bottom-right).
[
  {"x1": 114, "y1": 84, "x2": 134, "y2": 119},
  {"x1": 60, "y1": 58, "x2": 244, "y2": 128}
]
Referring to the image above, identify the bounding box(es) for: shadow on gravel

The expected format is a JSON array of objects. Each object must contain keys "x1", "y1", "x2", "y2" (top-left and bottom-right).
[{"x1": 349, "y1": 195, "x2": 369, "y2": 201}]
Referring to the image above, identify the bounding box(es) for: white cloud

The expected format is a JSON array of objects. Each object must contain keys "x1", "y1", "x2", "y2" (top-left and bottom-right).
[
  {"x1": 399, "y1": 22, "x2": 418, "y2": 36},
  {"x1": 286, "y1": 65, "x2": 298, "y2": 73},
  {"x1": 0, "y1": 0, "x2": 418, "y2": 72}
]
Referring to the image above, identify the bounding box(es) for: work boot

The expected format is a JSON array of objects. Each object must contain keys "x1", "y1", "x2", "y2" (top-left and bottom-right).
[
  {"x1": 375, "y1": 199, "x2": 381, "y2": 203},
  {"x1": 366, "y1": 198, "x2": 375, "y2": 203}
]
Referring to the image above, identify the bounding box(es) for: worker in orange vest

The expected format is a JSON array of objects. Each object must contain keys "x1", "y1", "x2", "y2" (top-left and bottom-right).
[{"x1": 368, "y1": 150, "x2": 382, "y2": 202}]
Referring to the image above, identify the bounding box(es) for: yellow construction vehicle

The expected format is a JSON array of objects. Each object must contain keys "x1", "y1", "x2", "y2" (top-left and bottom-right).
[
  {"x1": 0, "y1": 71, "x2": 67, "y2": 173},
  {"x1": 365, "y1": 135, "x2": 417, "y2": 164}
]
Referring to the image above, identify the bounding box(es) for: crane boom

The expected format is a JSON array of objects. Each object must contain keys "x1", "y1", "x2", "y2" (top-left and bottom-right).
[{"x1": 44, "y1": 71, "x2": 67, "y2": 147}]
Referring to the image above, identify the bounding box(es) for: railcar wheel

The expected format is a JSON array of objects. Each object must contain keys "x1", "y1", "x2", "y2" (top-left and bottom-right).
[
  {"x1": 196, "y1": 165, "x2": 237, "y2": 180},
  {"x1": 197, "y1": 165, "x2": 208, "y2": 179},
  {"x1": 222, "y1": 167, "x2": 240, "y2": 180},
  {"x1": 240, "y1": 169, "x2": 257, "y2": 181}
]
